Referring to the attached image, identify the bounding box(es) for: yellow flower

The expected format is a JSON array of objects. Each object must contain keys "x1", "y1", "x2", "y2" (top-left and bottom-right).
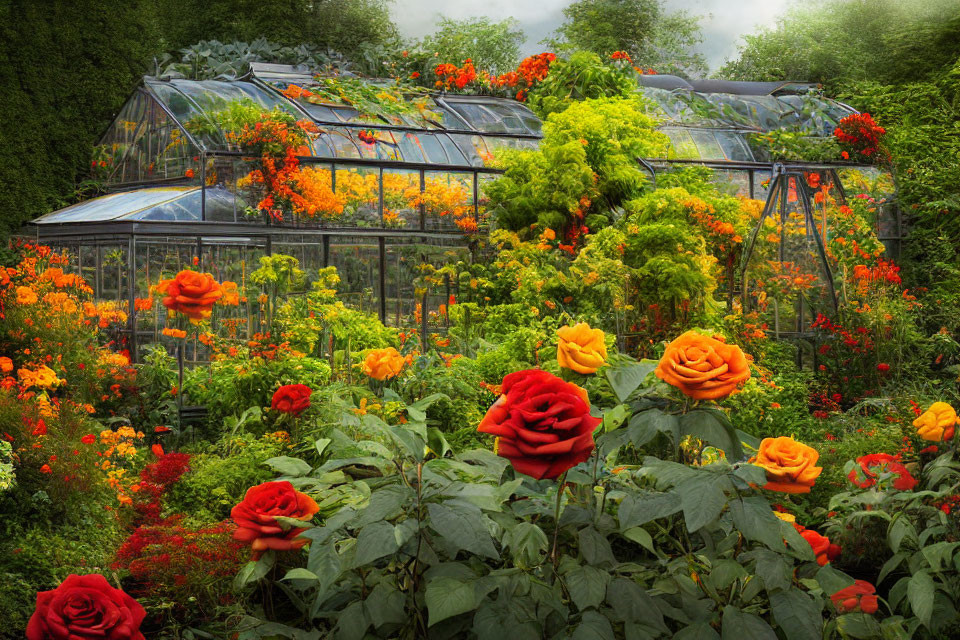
[
  {"x1": 362, "y1": 347, "x2": 405, "y2": 380},
  {"x1": 557, "y1": 322, "x2": 607, "y2": 374},
  {"x1": 913, "y1": 402, "x2": 958, "y2": 442},
  {"x1": 16, "y1": 286, "x2": 37, "y2": 305},
  {"x1": 773, "y1": 511, "x2": 796, "y2": 523}
]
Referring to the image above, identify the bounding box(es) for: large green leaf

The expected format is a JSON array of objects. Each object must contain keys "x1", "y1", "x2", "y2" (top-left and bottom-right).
[
  {"x1": 770, "y1": 589, "x2": 823, "y2": 640},
  {"x1": 564, "y1": 564, "x2": 611, "y2": 610},
  {"x1": 678, "y1": 475, "x2": 727, "y2": 532},
  {"x1": 908, "y1": 570, "x2": 935, "y2": 628},
  {"x1": 353, "y1": 521, "x2": 400, "y2": 567},
  {"x1": 356, "y1": 485, "x2": 412, "y2": 527},
  {"x1": 606, "y1": 577, "x2": 669, "y2": 633},
  {"x1": 618, "y1": 491, "x2": 682, "y2": 529},
  {"x1": 815, "y1": 564, "x2": 855, "y2": 596},
  {"x1": 264, "y1": 455, "x2": 312, "y2": 477},
  {"x1": 679, "y1": 409, "x2": 743, "y2": 461},
  {"x1": 427, "y1": 502, "x2": 499, "y2": 559},
  {"x1": 504, "y1": 522, "x2": 548, "y2": 567},
  {"x1": 729, "y1": 496, "x2": 788, "y2": 551},
  {"x1": 365, "y1": 582, "x2": 407, "y2": 629},
  {"x1": 605, "y1": 361, "x2": 657, "y2": 401},
  {"x1": 571, "y1": 611, "x2": 616, "y2": 640},
  {"x1": 721, "y1": 605, "x2": 777, "y2": 640},
  {"x1": 579, "y1": 525, "x2": 617, "y2": 567},
  {"x1": 425, "y1": 576, "x2": 479, "y2": 626}
]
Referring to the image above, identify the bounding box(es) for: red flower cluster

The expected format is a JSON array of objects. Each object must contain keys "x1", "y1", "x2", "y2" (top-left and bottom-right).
[
  {"x1": 435, "y1": 59, "x2": 477, "y2": 90},
  {"x1": 358, "y1": 129, "x2": 377, "y2": 145},
  {"x1": 112, "y1": 517, "x2": 245, "y2": 605},
  {"x1": 610, "y1": 51, "x2": 632, "y2": 62},
  {"x1": 847, "y1": 453, "x2": 917, "y2": 491},
  {"x1": 834, "y1": 113, "x2": 887, "y2": 161},
  {"x1": 133, "y1": 452, "x2": 192, "y2": 523},
  {"x1": 797, "y1": 527, "x2": 842, "y2": 566},
  {"x1": 852, "y1": 258, "x2": 902, "y2": 287},
  {"x1": 488, "y1": 53, "x2": 557, "y2": 101},
  {"x1": 831, "y1": 580, "x2": 879, "y2": 614},
  {"x1": 812, "y1": 314, "x2": 874, "y2": 355}
]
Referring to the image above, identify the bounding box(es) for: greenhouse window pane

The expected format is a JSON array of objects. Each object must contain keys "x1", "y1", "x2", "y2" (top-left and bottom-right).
[
  {"x1": 445, "y1": 102, "x2": 509, "y2": 133},
  {"x1": 663, "y1": 127, "x2": 698, "y2": 158},
  {"x1": 34, "y1": 188, "x2": 197, "y2": 224},
  {"x1": 689, "y1": 130, "x2": 725, "y2": 160},
  {"x1": 715, "y1": 131, "x2": 754, "y2": 161}
]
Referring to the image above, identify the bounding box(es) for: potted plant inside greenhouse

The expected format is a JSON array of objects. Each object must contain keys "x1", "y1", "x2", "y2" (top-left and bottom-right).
[{"x1": 2, "y1": 0, "x2": 958, "y2": 638}]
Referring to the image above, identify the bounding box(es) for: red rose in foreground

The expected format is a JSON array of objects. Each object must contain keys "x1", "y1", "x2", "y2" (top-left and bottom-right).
[
  {"x1": 271, "y1": 384, "x2": 312, "y2": 416},
  {"x1": 477, "y1": 369, "x2": 599, "y2": 480},
  {"x1": 232, "y1": 481, "x2": 320, "y2": 559},
  {"x1": 831, "y1": 580, "x2": 879, "y2": 614},
  {"x1": 26, "y1": 574, "x2": 146, "y2": 640}
]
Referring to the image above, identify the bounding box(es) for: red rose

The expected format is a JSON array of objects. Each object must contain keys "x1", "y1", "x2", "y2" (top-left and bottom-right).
[
  {"x1": 26, "y1": 574, "x2": 146, "y2": 640},
  {"x1": 831, "y1": 579, "x2": 878, "y2": 614},
  {"x1": 477, "y1": 369, "x2": 599, "y2": 480},
  {"x1": 800, "y1": 529, "x2": 833, "y2": 566},
  {"x1": 271, "y1": 384, "x2": 312, "y2": 416},
  {"x1": 231, "y1": 481, "x2": 320, "y2": 559},
  {"x1": 847, "y1": 453, "x2": 916, "y2": 491}
]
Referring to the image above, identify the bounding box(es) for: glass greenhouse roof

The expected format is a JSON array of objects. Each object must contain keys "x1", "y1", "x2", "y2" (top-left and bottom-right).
[{"x1": 33, "y1": 187, "x2": 244, "y2": 224}]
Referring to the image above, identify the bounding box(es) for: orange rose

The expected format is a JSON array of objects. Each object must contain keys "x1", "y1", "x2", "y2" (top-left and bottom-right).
[
  {"x1": 0, "y1": 357, "x2": 11, "y2": 373},
  {"x1": 750, "y1": 436, "x2": 822, "y2": 494},
  {"x1": 158, "y1": 270, "x2": 222, "y2": 322},
  {"x1": 655, "y1": 331, "x2": 750, "y2": 400},
  {"x1": 913, "y1": 402, "x2": 957, "y2": 442},
  {"x1": 363, "y1": 347, "x2": 405, "y2": 380},
  {"x1": 557, "y1": 322, "x2": 607, "y2": 374}
]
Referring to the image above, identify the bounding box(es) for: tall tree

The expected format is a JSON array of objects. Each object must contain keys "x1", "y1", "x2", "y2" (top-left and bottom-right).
[
  {"x1": 555, "y1": 0, "x2": 706, "y2": 77},
  {"x1": 422, "y1": 16, "x2": 525, "y2": 74}
]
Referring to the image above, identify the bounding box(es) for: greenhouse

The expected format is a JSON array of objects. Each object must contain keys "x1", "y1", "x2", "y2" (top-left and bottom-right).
[{"x1": 25, "y1": 65, "x2": 899, "y2": 361}]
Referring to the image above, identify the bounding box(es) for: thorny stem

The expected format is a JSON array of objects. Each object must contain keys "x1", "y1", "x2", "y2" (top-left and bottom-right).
[{"x1": 551, "y1": 471, "x2": 568, "y2": 567}]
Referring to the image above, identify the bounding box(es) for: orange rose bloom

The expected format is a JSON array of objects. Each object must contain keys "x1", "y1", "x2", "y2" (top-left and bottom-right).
[
  {"x1": 363, "y1": 347, "x2": 405, "y2": 380},
  {"x1": 0, "y1": 357, "x2": 11, "y2": 373},
  {"x1": 751, "y1": 436, "x2": 822, "y2": 494},
  {"x1": 655, "y1": 331, "x2": 750, "y2": 400},
  {"x1": 158, "y1": 270, "x2": 223, "y2": 322},
  {"x1": 557, "y1": 322, "x2": 607, "y2": 374},
  {"x1": 913, "y1": 402, "x2": 957, "y2": 442}
]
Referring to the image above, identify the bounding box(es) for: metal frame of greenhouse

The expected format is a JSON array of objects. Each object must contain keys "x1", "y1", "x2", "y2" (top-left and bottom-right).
[{"x1": 24, "y1": 65, "x2": 902, "y2": 363}]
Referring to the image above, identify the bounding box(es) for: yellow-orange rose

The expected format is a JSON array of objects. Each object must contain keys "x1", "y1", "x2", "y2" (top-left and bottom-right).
[
  {"x1": 557, "y1": 322, "x2": 607, "y2": 374},
  {"x1": 750, "y1": 436, "x2": 822, "y2": 494},
  {"x1": 655, "y1": 331, "x2": 750, "y2": 400},
  {"x1": 158, "y1": 270, "x2": 223, "y2": 322},
  {"x1": 913, "y1": 402, "x2": 957, "y2": 442},
  {"x1": 363, "y1": 347, "x2": 405, "y2": 380}
]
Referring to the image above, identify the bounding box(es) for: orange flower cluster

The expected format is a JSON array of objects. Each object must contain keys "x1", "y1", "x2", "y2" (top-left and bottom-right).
[{"x1": 435, "y1": 59, "x2": 477, "y2": 90}]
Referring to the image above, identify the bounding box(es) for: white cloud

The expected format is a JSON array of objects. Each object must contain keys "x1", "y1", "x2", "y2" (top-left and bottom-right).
[{"x1": 389, "y1": 0, "x2": 794, "y2": 72}]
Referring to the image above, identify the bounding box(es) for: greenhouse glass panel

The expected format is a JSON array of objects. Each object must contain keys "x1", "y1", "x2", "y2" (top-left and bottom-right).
[
  {"x1": 33, "y1": 188, "x2": 197, "y2": 224},
  {"x1": 663, "y1": 128, "x2": 699, "y2": 159},
  {"x1": 382, "y1": 169, "x2": 422, "y2": 229},
  {"x1": 290, "y1": 161, "x2": 343, "y2": 225},
  {"x1": 423, "y1": 171, "x2": 474, "y2": 232},
  {"x1": 688, "y1": 130, "x2": 725, "y2": 160},
  {"x1": 334, "y1": 166, "x2": 380, "y2": 226},
  {"x1": 715, "y1": 131, "x2": 754, "y2": 161},
  {"x1": 327, "y1": 236, "x2": 381, "y2": 317}
]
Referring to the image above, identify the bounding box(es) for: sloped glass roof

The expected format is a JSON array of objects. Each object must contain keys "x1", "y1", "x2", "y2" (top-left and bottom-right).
[{"x1": 33, "y1": 187, "x2": 244, "y2": 224}]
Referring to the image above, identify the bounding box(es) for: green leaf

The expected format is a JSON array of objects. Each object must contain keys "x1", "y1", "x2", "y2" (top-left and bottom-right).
[
  {"x1": 679, "y1": 409, "x2": 744, "y2": 461},
  {"x1": 710, "y1": 560, "x2": 748, "y2": 590},
  {"x1": 427, "y1": 502, "x2": 499, "y2": 559},
  {"x1": 815, "y1": 564, "x2": 855, "y2": 596},
  {"x1": 234, "y1": 551, "x2": 274, "y2": 589},
  {"x1": 622, "y1": 526, "x2": 655, "y2": 553},
  {"x1": 264, "y1": 456, "x2": 312, "y2": 477},
  {"x1": 281, "y1": 568, "x2": 318, "y2": 582},
  {"x1": 606, "y1": 577, "x2": 669, "y2": 633},
  {"x1": 571, "y1": 611, "x2": 616, "y2": 640},
  {"x1": 427, "y1": 426, "x2": 453, "y2": 458},
  {"x1": 408, "y1": 392, "x2": 448, "y2": 422},
  {"x1": 425, "y1": 576, "x2": 480, "y2": 626},
  {"x1": 352, "y1": 521, "x2": 400, "y2": 567},
  {"x1": 674, "y1": 623, "x2": 720, "y2": 639},
  {"x1": 721, "y1": 605, "x2": 777, "y2": 640},
  {"x1": 678, "y1": 476, "x2": 727, "y2": 532},
  {"x1": 356, "y1": 485, "x2": 411, "y2": 527},
  {"x1": 579, "y1": 525, "x2": 617, "y2": 567},
  {"x1": 729, "y1": 496, "x2": 784, "y2": 551},
  {"x1": 920, "y1": 541, "x2": 960, "y2": 571},
  {"x1": 564, "y1": 564, "x2": 611, "y2": 611},
  {"x1": 888, "y1": 516, "x2": 918, "y2": 552},
  {"x1": 605, "y1": 361, "x2": 656, "y2": 401},
  {"x1": 877, "y1": 552, "x2": 906, "y2": 585},
  {"x1": 504, "y1": 522, "x2": 548, "y2": 567},
  {"x1": 907, "y1": 570, "x2": 935, "y2": 628},
  {"x1": 365, "y1": 583, "x2": 407, "y2": 629},
  {"x1": 752, "y1": 549, "x2": 791, "y2": 593},
  {"x1": 770, "y1": 589, "x2": 823, "y2": 640},
  {"x1": 835, "y1": 613, "x2": 883, "y2": 639},
  {"x1": 314, "y1": 438, "x2": 332, "y2": 457},
  {"x1": 618, "y1": 491, "x2": 682, "y2": 529},
  {"x1": 602, "y1": 403, "x2": 631, "y2": 433},
  {"x1": 733, "y1": 464, "x2": 768, "y2": 487}
]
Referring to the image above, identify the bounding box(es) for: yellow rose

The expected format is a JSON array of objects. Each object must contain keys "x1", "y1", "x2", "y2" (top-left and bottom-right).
[
  {"x1": 750, "y1": 436, "x2": 822, "y2": 494},
  {"x1": 557, "y1": 323, "x2": 607, "y2": 374},
  {"x1": 913, "y1": 402, "x2": 957, "y2": 442}
]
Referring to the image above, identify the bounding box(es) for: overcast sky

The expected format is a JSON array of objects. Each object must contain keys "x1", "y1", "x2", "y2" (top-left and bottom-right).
[{"x1": 390, "y1": 0, "x2": 796, "y2": 74}]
